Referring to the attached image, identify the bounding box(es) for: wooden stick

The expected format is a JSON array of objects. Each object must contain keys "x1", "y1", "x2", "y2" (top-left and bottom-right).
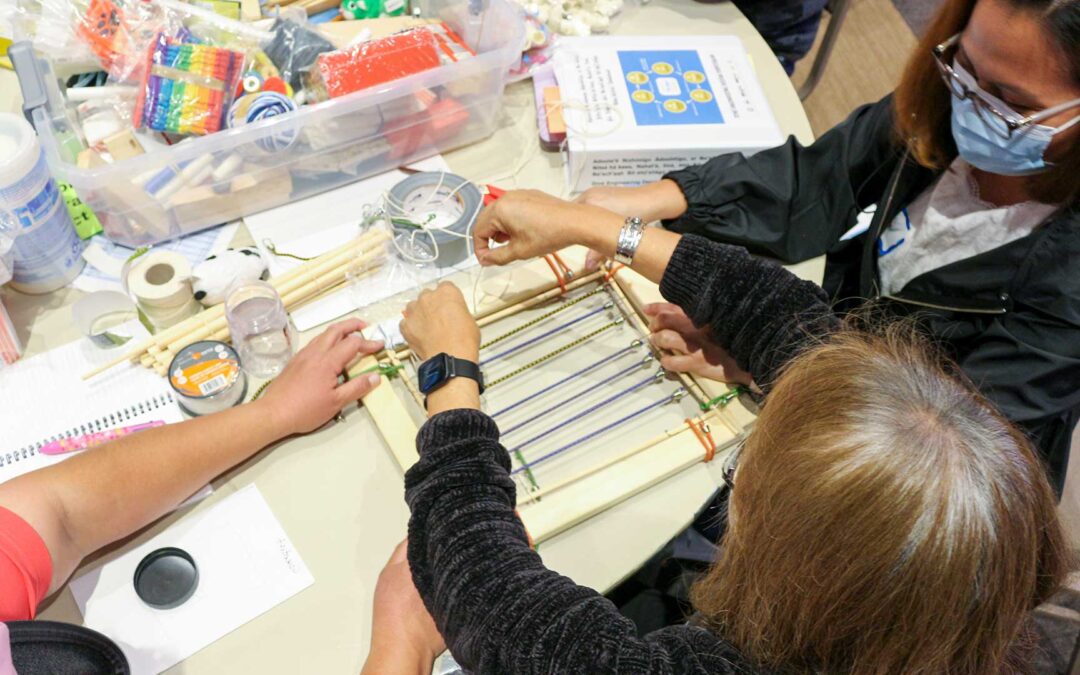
[
  {"x1": 517, "y1": 414, "x2": 736, "y2": 506},
  {"x1": 476, "y1": 270, "x2": 605, "y2": 328}
]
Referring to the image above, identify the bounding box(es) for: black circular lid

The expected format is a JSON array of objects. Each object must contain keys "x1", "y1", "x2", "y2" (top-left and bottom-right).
[{"x1": 133, "y1": 547, "x2": 199, "y2": 609}]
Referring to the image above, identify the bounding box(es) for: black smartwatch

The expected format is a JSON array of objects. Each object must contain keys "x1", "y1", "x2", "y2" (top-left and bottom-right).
[{"x1": 417, "y1": 353, "x2": 485, "y2": 401}]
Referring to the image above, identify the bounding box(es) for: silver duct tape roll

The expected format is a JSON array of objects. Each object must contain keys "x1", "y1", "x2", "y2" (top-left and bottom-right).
[{"x1": 386, "y1": 171, "x2": 482, "y2": 268}]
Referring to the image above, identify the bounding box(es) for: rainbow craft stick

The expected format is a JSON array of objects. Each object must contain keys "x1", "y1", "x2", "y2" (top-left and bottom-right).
[
  {"x1": 138, "y1": 33, "x2": 245, "y2": 135},
  {"x1": 40, "y1": 421, "x2": 166, "y2": 456}
]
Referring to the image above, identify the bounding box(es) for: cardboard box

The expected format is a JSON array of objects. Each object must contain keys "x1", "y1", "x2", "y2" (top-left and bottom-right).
[{"x1": 552, "y1": 36, "x2": 784, "y2": 192}]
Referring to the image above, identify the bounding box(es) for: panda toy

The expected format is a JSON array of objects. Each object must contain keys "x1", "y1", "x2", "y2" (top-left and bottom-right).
[{"x1": 191, "y1": 247, "x2": 269, "y2": 306}]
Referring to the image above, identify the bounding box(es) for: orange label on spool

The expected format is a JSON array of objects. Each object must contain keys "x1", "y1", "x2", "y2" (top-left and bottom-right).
[{"x1": 170, "y1": 341, "x2": 240, "y2": 398}]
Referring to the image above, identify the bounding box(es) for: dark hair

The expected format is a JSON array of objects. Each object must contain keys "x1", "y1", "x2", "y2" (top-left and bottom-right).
[{"x1": 894, "y1": 0, "x2": 1080, "y2": 205}]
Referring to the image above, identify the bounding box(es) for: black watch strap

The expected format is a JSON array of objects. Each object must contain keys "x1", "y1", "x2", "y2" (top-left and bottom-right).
[{"x1": 446, "y1": 356, "x2": 485, "y2": 394}]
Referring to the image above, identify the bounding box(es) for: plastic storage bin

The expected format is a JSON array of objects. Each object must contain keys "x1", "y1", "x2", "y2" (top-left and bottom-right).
[{"x1": 13, "y1": 0, "x2": 523, "y2": 247}]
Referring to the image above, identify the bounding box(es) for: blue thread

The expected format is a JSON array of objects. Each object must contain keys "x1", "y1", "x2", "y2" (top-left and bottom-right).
[
  {"x1": 511, "y1": 394, "x2": 674, "y2": 475},
  {"x1": 508, "y1": 373, "x2": 662, "y2": 455},
  {"x1": 502, "y1": 363, "x2": 655, "y2": 437},
  {"x1": 480, "y1": 304, "x2": 609, "y2": 366},
  {"x1": 489, "y1": 344, "x2": 639, "y2": 419}
]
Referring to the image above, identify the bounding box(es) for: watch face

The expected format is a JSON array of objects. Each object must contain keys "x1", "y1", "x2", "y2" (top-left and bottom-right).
[{"x1": 418, "y1": 356, "x2": 448, "y2": 394}]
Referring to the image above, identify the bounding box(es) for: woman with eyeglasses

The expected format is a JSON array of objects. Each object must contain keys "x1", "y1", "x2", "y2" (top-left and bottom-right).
[
  {"x1": 571, "y1": 0, "x2": 1080, "y2": 494},
  {"x1": 369, "y1": 211, "x2": 1069, "y2": 673}
]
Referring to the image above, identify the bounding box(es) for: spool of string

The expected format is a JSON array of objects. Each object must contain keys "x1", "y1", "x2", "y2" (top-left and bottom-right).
[
  {"x1": 125, "y1": 251, "x2": 201, "y2": 331},
  {"x1": 228, "y1": 91, "x2": 299, "y2": 155}
]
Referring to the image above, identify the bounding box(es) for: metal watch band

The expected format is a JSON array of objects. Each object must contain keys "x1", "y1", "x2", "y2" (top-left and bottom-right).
[{"x1": 614, "y1": 217, "x2": 645, "y2": 266}]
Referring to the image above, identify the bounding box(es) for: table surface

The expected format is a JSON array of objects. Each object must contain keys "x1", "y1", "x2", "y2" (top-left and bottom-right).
[{"x1": 3, "y1": 4, "x2": 819, "y2": 671}]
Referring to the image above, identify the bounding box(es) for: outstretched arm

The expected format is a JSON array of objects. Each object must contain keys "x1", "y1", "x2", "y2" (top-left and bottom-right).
[
  {"x1": 474, "y1": 192, "x2": 839, "y2": 390},
  {"x1": 0, "y1": 319, "x2": 382, "y2": 599}
]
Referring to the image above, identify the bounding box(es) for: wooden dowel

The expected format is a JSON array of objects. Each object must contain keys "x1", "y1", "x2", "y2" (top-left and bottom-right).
[
  {"x1": 85, "y1": 230, "x2": 390, "y2": 379},
  {"x1": 271, "y1": 229, "x2": 384, "y2": 287},
  {"x1": 476, "y1": 269, "x2": 604, "y2": 328}
]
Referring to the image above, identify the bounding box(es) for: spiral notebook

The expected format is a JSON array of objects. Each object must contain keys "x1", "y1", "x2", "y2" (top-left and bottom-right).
[{"x1": 0, "y1": 321, "x2": 185, "y2": 483}]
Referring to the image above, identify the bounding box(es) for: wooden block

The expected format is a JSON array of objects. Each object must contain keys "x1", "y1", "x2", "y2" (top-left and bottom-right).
[
  {"x1": 102, "y1": 129, "x2": 145, "y2": 161},
  {"x1": 168, "y1": 168, "x2": 293, "y2": 225},
  {"x1": 77, "y1": 148, "x2": 107, "y2": 169},
  {"x1": 543, "y1": 86, "x2": 566, "y2": 135}
]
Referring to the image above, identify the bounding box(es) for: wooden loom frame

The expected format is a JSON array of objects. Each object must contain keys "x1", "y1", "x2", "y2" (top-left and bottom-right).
[{"x1": 356, "y1": 248, "x2": 756, "y2": 545}]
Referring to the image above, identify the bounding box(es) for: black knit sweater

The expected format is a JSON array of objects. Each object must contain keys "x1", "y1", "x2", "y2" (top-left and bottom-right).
[{"x1": 405, "y1": 235, "x2": 839, "y2": 674}]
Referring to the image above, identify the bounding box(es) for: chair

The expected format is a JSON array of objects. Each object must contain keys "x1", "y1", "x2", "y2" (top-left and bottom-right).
[{"x1": 797, "y1": 0, "x2": 854, "y2": 101}]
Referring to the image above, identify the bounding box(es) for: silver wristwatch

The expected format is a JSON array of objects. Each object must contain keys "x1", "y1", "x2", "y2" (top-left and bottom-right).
[{"x1": 614, "y1": 217, "x2": 645, "y2": 265}]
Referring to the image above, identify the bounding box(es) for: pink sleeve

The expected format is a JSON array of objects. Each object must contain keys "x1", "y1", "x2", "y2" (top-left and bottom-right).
[{"x1": 0, "y1": 506, "x2": 53, "y2": 622}]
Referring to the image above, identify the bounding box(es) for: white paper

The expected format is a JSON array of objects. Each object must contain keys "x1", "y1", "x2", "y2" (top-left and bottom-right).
[
  {"x1": 0, "y1": 320, "x2": 182, "y2": 479},
  {"x1": 70, "y1": 485, "x2": 313, "y2": 675}
]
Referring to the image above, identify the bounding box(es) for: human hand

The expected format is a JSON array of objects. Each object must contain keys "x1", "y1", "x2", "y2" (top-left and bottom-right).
[
  {"x1": 576, "y1": 181, "x2": 688, "y2": 270},
  {"x1": 256, "y1": 318, "x2": 384, "y2": 436},
  {"x1": 644, "y1": 303, "x2": 752, "y2": 386},
  {"x1": 400, "y1": 282, "x2": 480, "y2": 362},
  {"x1": 363, "y1": 539, "x2": 445, "y2": 675},
  {"x1": 474, "y1": 189, "x2": 621, "y2": 267}
]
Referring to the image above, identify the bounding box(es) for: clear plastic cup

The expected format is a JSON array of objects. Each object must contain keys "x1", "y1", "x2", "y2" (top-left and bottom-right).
[{"x1": 225, "y1": 280, "x2": 298, "y2": 378}]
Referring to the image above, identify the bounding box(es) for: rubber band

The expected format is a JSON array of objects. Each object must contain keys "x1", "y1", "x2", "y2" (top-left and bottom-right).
[
  {"x1": 604, "y1": 263, "x2": 626, "y2": 282},
  {"x1": 686, "y1": 417, "x2": 717, "y2": 462},
  {"x1": 551, "y1": 252, "x2": 573, "y2": 280},
  {"x1": 542, "y1": 254, "x2": 568, "y2": 294}
]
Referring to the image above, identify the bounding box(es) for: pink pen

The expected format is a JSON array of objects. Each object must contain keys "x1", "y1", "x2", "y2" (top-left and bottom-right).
[{"x1": 40, "y1": 421, "x2": 166, "y2": 456}]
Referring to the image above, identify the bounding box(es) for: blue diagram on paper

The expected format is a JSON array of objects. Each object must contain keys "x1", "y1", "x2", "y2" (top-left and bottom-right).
[{"x1": 617, "y1": 50, "x2": 724, "y2": 126}]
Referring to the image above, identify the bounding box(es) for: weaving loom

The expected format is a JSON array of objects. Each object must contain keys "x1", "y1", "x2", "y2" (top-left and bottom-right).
[{"x1": 359, "y1": 248, "x2": 756, "y2": 545}]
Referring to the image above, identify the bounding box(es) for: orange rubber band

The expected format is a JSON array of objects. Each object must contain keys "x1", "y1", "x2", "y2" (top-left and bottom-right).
[
  {"x1": 551, "y1": 252, "x2": 572, "y2": 278},
  {"x1": 604, "y1": 263, "x2": 626, "y2": 282},
  {"x1": 543, "y1": 254, "x2": 568, "y2": 294},
  {"x1": 686, "y1": 417, "x2": 717, "y2": 462}
]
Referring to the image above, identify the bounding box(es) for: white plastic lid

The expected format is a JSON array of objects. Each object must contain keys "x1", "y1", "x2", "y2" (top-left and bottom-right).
[{"x1": 0, "y1": 113, "x2": 41, "y2": 190}]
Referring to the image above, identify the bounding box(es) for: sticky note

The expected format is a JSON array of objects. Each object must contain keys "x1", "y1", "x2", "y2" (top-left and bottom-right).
[{"x1": 59, "y1": 182, "x2": 104, "y2": 240}]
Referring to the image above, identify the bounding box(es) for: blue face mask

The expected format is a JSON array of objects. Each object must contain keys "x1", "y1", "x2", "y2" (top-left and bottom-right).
[
  {"x1": 946, "y1": 61, "x2": 1080, "y2": 176},
  {"x1": 949, "y1": 62, "x2": 1080, "y2": 176}
]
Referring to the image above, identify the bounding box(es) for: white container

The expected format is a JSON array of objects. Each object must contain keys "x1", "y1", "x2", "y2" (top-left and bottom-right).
[
  {"x1": 0, "y1": 113, "x2": 85, "y2": 293},
  {"x1": 18, "y1": 0, "x2": 524, "y2": 248}
]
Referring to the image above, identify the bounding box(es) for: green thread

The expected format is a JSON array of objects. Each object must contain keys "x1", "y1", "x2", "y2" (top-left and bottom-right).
[
  {"x1": 480, "y1": 287, "x2": 606, "y2": 350},
  {"x1": 514, "y1": 449, "x2": 540, "y2": 492},
  {"x1": 486, "y1": 319, "x2": 623, "y2": 388},
  {"x1": 251, "y1": 379, "x2": 274, "y2": 401},
  {"x1": 700, "y1": 385, "x2": 748, "y2": 411},
  {"x1": 359, "y1": 362, "x2": 405, "y2": 378},
  {"x1": 264, "y1": 241, "x2": 316, "y2": 262},
  {"x1": 250, "y1": 363, "x2": 403, "y2": 404}
]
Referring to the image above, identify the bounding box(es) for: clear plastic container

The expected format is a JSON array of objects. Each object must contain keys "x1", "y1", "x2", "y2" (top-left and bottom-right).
[
  {"x1": 15, "y1": 0, "x2": 523, "y2": 247},
  {"x1": 225, "y1": 280, "x2": 298, "y2": 378}
]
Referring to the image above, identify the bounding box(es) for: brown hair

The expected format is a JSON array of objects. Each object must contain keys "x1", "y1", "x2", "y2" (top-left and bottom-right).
[
  {"x1": 893, "y1": 0, "x2": 1080, "y2": 204},
  {"x1": 692, "y1": 322, "x2": 1069, "y2": 674}
]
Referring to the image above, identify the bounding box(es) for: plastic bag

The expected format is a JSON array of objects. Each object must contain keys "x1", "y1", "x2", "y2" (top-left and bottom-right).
[{"x1": 132, "y1": 30, "x2": 247, "y2": 135}]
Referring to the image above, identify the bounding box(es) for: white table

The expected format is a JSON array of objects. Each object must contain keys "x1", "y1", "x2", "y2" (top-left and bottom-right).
[{"x1": 2, "y1": 4, "x2": 819, "y2": 671}]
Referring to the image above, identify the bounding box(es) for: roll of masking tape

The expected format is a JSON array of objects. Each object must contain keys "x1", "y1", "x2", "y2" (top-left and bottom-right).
[
  {"x1": 71, "y1": 291, "x2": 138, "y2": 348},
  {"x1": 126, "y1": 251, "x2": 201, "y2": 329}
]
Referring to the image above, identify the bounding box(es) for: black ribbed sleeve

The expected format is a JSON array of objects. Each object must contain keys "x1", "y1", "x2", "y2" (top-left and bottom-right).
[
  {"x1": 405, "y1": 235, "x2": 839, "y2": 673},
  {"x1": 659, "y1": 235, "x2": 839, "y2": 392}
]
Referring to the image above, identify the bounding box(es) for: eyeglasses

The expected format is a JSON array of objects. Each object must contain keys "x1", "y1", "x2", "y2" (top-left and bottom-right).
[
  {"x1": 721, "y1": 439, "x2": 743, "y2": 492},
  {"x1": 932, "y1": 33, "x2": 1080, "y2": 139}
]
